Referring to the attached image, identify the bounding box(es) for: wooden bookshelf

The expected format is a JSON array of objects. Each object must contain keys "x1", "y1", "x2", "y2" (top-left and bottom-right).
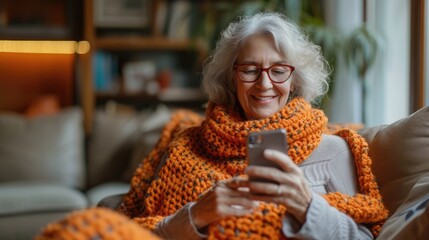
[
  {"x1": 81, "y1": 0, "x2": 207, "y2": 134},
  {"x1": 95, "y1": 36, "x2": 193, "y2": 50}
]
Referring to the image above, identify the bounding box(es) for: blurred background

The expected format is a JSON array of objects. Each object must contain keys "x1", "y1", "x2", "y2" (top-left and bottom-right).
[{"x1": 0, "y1": 0, "x2": 427, "y2": 130}]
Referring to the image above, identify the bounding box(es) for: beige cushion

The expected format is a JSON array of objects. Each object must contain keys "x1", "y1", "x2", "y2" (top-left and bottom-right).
[
  {"x1": 121, "y1": 105, "x2": 172, "y2": 181},
  {"x1": 359, "y1": 106, "x2": 429, "y2": 215},
  {"x1": 87, "y1": 110, "x2": 141, "y2": 188},
  {"x1": 377, "y1": 175, "x2": 429, "y2": 240},
  {"x1": 358, "y1": 125, "x2": 386, "y2": 146},
  {"x1": 0, "y1": 107, "x2": 85, "y2": 188}
]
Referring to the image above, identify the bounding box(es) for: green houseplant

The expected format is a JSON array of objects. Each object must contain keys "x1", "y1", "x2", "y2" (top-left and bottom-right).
[{"x1": 344, "y1": 24, "x2": 381, "y2": 123}]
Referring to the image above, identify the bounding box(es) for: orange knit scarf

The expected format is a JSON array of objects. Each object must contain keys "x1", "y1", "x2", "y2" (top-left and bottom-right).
[{"x1": 118, "y1": 97, "x2": 388, "y2": 239}]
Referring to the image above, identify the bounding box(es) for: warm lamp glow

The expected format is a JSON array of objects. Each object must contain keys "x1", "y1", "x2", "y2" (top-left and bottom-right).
[
  {"x1": 76, "y1": 41, "x2": 91, "y2": 54},
  {"x1": 0, "y1": 40, "x2": 90, "y2": 54}
]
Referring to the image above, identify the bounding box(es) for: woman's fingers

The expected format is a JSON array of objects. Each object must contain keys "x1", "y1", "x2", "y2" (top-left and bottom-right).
[
  {"x1": 247, "y1": 181, "x2": 280, "y2": 195},
  {"x1": 224, "y1": 176, "x2": 250, "y2": 189},
  {"x1": 190, "y1": 178, "x2": 257, "y2": 229},
  {"x1": 214, "y1": 181, "x2": 251, "y2": 199},
  {"x1": 245, "y1": 166, "x2": 285, "y2": 183},
  {"x1": 244, "y1": 149, "x2": 312, "y2": 223},
  {"x1": 263, "y1": 149, "x2": 299, "y2": 173},
  {"x1": 244, "y1": 149, "x2": 298, "y2": 183}
]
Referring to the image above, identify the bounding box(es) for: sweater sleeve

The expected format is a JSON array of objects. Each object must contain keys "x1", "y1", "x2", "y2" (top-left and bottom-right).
[
  {"x1": 282, "y1": 194, "x2": 373, "y2": 239},
  {"x1": 153, "y1": 203, "x2": 206, "y2": 240}
]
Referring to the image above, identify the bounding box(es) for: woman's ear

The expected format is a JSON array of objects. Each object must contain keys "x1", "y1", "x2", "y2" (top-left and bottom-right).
[
  {"x1": 289, "y1": 83, "x2": 295, "y2": 92},
  {"x1": 288, "y1": 85, "x2": 296, "y2": 101}
]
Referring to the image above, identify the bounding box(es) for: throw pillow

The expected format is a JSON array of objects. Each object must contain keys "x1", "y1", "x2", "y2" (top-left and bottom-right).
[
  {"x1": 87, "y1": 110, "x2": 141, "y2": 188},
  {"x1": 361, "y1": 105, "x2": 429, "y2": 214},
  {"x1": 121, "y1": 104, "x2": 172, "y2": 181},
  {"x1": 24, "y1": 94, "x2": 60, "y2": 118},
  {"x1": 0, "y1": 107, "x2": 85, "y2": 188}
]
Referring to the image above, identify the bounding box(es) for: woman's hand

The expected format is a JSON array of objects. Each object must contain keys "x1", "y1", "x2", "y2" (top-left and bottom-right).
[
  {"x1": 244, "y1": 149, "x2": 312, "y2": 224},
  {"x1": 190, "y1": 177, "x2": 258, "y2": 230}
]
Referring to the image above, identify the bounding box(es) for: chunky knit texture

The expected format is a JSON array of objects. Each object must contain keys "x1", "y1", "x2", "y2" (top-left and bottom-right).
[
  {"x1": 118, "y1": 97, "x2": 388, "y2": 239},
  {"x1": 35, "y1": 208, "x2": 161, "y2": 240}
]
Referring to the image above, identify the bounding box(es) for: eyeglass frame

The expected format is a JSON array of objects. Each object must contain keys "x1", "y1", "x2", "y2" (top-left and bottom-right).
[{"x1": 233, "y1": 63, "x2": 295, "y2": 83}]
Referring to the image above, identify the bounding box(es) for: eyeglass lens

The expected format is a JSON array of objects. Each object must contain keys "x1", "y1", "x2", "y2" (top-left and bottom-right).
[{"x1": 236, "y1": 64, "x2": 293, "y2": 83}]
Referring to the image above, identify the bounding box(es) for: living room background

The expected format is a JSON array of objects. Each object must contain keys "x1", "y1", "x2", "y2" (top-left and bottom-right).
[{"x1": 0, "y1": 0, "x2": 426, "y2": 129}]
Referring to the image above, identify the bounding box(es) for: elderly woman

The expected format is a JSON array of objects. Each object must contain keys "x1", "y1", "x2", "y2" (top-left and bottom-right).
[
  {"x1": 117, "y1": 12, "x2": 387, "y2": 239},
  {"x1": 37, "y1": 12, "x2": 387, "y2": 240}
]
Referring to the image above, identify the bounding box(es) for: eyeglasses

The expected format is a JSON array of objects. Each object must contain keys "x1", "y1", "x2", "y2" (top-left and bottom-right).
[{"x1": 234, "y1": 64, "x2": 295, "y2": 83}]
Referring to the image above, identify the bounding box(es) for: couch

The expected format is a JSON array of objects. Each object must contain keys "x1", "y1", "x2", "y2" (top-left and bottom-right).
[
  {"x1": 0, "y1": 104, "x2": 172, "y2": 240},
  {"x1": 1, "y1": 103, "x2": 428, "y2": 239}
]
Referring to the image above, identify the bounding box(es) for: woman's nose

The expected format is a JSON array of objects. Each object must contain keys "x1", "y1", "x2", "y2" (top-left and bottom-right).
[{"x1": 257, "y1": 71, "x2": 273, "y2": 89}]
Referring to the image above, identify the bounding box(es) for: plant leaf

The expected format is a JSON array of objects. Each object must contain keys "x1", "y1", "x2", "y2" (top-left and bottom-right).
[{"x1": 345, "y1": 25, "x2": 379, "y2": 80}]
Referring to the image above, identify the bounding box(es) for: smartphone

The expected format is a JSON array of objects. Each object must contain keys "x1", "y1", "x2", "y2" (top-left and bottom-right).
[{"x1": 247, "y1": 129, "x2": 288, "y2": 182}]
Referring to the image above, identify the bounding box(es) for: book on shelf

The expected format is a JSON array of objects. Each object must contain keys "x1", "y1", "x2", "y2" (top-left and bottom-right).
[
  {"x1": 153, "y1": 0, "x2": 168, "y2": 36},
  {"x1": 92, "y1": 51, "x2": 119, "y2": 92},
  {"x1": 154, "y1": 0, "x2": 191, "y2": 41},
  {"x1": 167, "y1": 0, "x2": 191, "y2": 40},
  {"x1": 93, "y1": 0, "x2": 152, "y2": 29}
]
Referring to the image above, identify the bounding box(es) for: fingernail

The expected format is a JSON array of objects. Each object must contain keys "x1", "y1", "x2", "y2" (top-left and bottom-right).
[
  {"x1": 264, "y1": 149, "x2": 274, "y2": 155},
  {"x1": 253, "y1": 201, "x2": 260, "y2": 207}
]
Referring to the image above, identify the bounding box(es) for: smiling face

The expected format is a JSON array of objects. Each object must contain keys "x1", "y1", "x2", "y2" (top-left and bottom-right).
[{"x1": 235, "y1": 33, "x2": 293, "y2": 120}]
